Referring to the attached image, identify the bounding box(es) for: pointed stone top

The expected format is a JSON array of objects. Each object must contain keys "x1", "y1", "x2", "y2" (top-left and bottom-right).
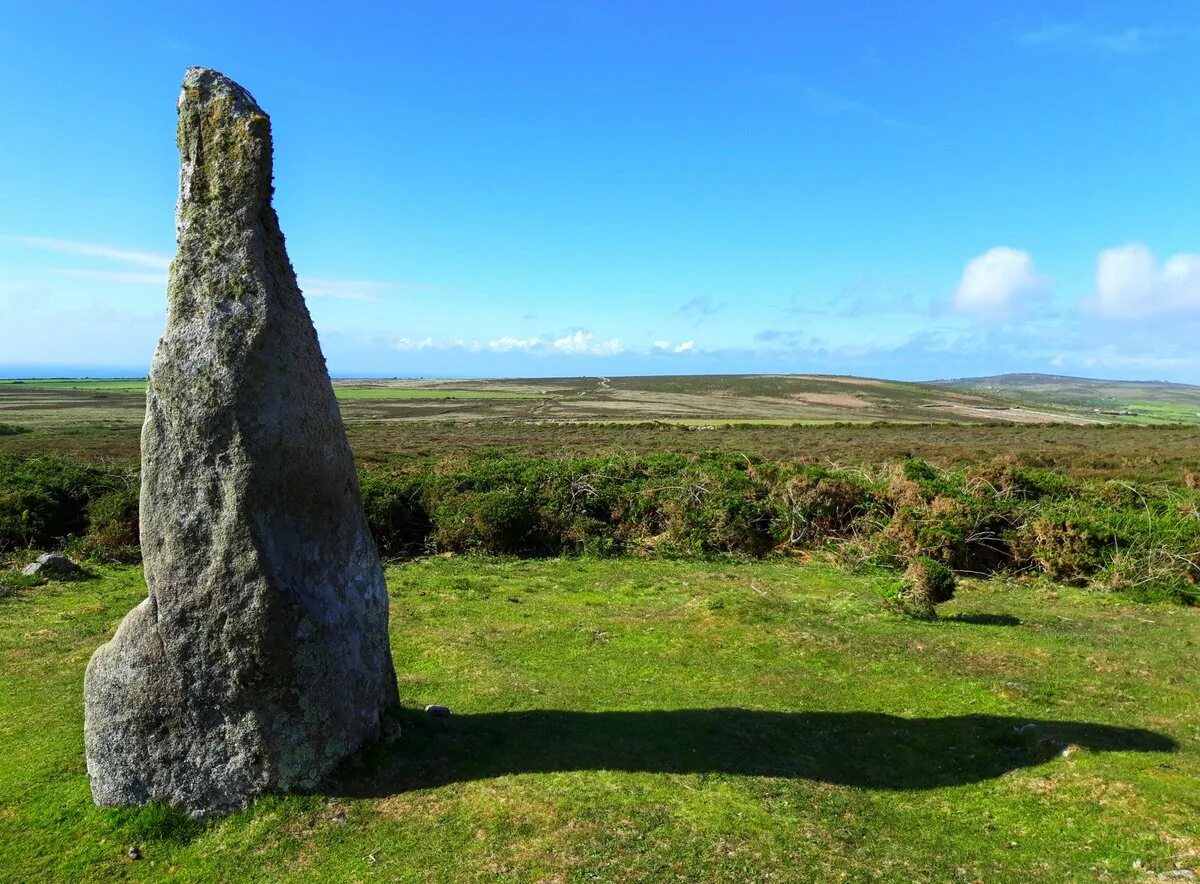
[{"x1": 179, "y1": 67, "x2": 264, "y2": 119}]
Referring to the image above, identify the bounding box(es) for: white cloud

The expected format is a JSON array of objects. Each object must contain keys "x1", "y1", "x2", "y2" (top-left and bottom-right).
[
  {"x1": 487, "y1": 335, "x2": 542, "y2": 352},
  {"x1": 652, "y1": 340, "x2": 671, "y2": 351},
  {"x1": 552, "y1": 330, "x2": 593, "y2": 354},
  {"x1": 2, "y1": 236, "x2": 171, "y2": 269},
  {"x1": 552, "y1": 330, "x2": 623, "y2": 356},
  {"x1": 391, "y1": 331, "x2": 625, "y2": 357},
  {"x1": 393, "y1": 336, "x2": 439, "y2": 351},
  {"x1": 950, "y1": 247, "x2": 1047, "y2": 319},
  {"x1": 1091, "y1": 243, "x2": 1200, "y2": 319},
  {"x1": 674, "y1": 341, "x2": 695, "y2": 353}
]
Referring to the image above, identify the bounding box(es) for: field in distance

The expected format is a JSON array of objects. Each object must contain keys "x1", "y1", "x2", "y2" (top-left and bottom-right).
[
  {"x1": 4, "y1": 372, "x2": 1198, "y2": 429},
  {"x1": 936, "y1": 373, "x2": 1200, "y2": 426}
]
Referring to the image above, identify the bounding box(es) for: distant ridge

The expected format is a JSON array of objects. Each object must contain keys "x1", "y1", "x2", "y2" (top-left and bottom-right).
[
  {"x1": 928, "y1": 373, "x2": 1200, "y2": 424},
  {"x1": 932, "y1": 372, "x2": 1200, "y2": 391}
]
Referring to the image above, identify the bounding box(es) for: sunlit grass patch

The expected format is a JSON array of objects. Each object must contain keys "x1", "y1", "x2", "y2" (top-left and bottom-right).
[{"x1": 1, "y1": 558, "x2": 1198, "y2": 880}]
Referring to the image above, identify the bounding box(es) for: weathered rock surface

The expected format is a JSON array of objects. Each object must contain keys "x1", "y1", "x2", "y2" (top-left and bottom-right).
[
  {"x1": 83, "y1": 68, "x2": 398, "y2": 815},
  {"x1": 22, "y1": 552, "x2": 83, "y2": 578}
]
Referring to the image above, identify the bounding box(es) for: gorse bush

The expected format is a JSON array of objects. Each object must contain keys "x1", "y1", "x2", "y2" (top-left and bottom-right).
[
  {"x1": 0, "y1": 455, "x2": 116, "y2": 552},
  {"x1": 81, "y1": 486, "x2": 141, "y2": 563},
  {"x1": 1, "y1": 451, "x2": 1196, "y2": 603},
  {"x1": 901, "y1": 556, "x2": 957, "y2": 618}
]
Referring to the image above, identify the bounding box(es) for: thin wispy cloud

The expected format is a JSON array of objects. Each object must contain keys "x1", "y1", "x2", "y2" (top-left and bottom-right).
[
  {"x1": 801, "y1": 86, "x2": 917, "y2": 131},
  {"x1": 675, "y1": 296, "x2": 727, "y2": 324},
  {"x1": 5, "y1": 237, "x2": 411, "y2": 302},
  {"x1": 50, "y1": 268, "x2": 169, "y2": 286},
  {"x1": 298, "y1": 277, "x2": 413, "y2": 302},
  {"x1": 389, "y1": 330, "x2": 707, "y2": 358},
  {"x1": 1017, "y1": 22, "x2": 1167, "y2": 55},
  {"x1": 767, "y1": 79, "x2": 922, "y2": 133},
  {"x1": 778, "y1": 277, "x2": 922, "y2": 319},
  {"x1": 2, "y1": 236, "x2": 172, "y2": 269}
]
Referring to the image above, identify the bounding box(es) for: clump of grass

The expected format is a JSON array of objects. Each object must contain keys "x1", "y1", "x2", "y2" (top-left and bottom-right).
[
  {"x1": 0, "y1": 569, "x2": 44, "y2": 597},
  {"x1": 900, "y1": 556, "x2": 957, "y2": 618}
]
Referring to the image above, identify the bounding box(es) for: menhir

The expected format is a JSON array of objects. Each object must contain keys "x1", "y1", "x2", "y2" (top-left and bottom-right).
[{"x1": 84, "y1": 67, "x2": 398, "y2": 815}]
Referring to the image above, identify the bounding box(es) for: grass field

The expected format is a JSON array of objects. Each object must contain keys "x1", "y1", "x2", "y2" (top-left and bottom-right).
[{"x1": 2, "y1": 557, "x2": 1198, "y2": 881}]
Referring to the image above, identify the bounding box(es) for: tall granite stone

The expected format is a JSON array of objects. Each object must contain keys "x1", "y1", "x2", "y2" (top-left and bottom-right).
[{"x1": 83, "y1": 68, "x2": 399, "y2": 815}]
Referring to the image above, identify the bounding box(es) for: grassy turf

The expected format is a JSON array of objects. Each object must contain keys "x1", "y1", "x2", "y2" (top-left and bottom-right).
[
  {"x1": 0, "y1": 378, "x2": 148, "y2": 393},
  {"x1": 2, "y1": 558, "x2": 1198, "y2": 881}
]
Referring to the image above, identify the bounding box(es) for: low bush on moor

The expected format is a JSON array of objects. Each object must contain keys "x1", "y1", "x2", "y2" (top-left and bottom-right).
[{"x1": 2, "y1": 451, "x2": 1197, "y2": 602}]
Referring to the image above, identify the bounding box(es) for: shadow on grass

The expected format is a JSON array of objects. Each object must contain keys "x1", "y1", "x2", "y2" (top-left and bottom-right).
[
  {"x1": 332, "y1": 709, "x2": 1174, "y2": 797},
  {"x1": 946, "y1": 612, "x2": 1022, "y2": 626}
]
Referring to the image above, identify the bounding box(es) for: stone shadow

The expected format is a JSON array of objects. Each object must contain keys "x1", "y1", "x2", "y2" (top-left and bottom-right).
[
  {"x1": 331, "y1": 709, "x2": 1174, "y2": 796},
  {"x1": 945, "y1": 612, "x2": 1022, "y2": 626}
]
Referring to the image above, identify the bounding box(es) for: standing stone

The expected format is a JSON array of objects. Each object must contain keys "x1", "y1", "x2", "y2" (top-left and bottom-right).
[{"x1": 83, "y1": 68, "x2": 398, "y2": 815}]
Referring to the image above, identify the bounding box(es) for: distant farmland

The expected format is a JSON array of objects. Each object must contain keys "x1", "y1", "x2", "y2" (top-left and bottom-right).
[
  {"x1": 3, "y1": 374, "x2": 1200, "y2": 482},
  {"x1": 5, "y1": 371, "x2": 1197, "y2": 430}
]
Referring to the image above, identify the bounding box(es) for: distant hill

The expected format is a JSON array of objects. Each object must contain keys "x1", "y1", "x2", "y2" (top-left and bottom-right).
[
  {"x1": 3, "y1": 372, "x2": 1198, "y2": 427},
  {"x1": 931, "y1": 373, "x2": 1200, "y2": 424}
]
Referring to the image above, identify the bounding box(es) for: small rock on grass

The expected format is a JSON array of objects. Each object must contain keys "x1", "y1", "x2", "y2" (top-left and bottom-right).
[
  {"x1": 425, "y1": 704, "x2": 451, "y2": 717},
  {"x1": 22, "y1": 553, "x2": 83, "y2": 578}
]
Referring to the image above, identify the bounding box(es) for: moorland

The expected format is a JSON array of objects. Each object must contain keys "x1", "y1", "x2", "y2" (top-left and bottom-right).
[{"x1": 2, "y1": 372, "x2": 1200, "y2": 881}]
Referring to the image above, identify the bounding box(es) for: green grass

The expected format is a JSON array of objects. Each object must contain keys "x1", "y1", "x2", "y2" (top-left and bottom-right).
[
  {"x1": 0, "y1": 378, "x2": 148, "y2": 393},
  {"x1": 2, "y1": 558, "x2": 1198, "y2": 881}
]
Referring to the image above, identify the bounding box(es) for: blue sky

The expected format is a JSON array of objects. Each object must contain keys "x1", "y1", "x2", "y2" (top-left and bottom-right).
[{"x1": 2, "y1": 1, "x2": 1199, "y2": 381}]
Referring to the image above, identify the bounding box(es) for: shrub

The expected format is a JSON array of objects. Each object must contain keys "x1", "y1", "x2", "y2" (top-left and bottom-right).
[
  {"x1": 1011, "y1": 513, "x2": 1108, "y2": 585},
  {"x1": 967, "y1": 464, "x2": 1072, "y2": 501},
  {"x1": 776, "y1": 471, "x2": 874, "y2": 545},
  {"x1": 0, "y1": 449, "x2": 1195, "y2": 605},
  {"x1": 0, "y1": 487, "x2": 58, "y2": 552},
  {"x1": 358, "y1": 473, "x2": 431, "y2": 558},
  {"x1": 0, "y1": 455, "x2": 110, "y2": 551},
  {"x1": 901, "y1": 556, "x2": 956, "y2": 617},
  {"x1": 82, "y1": 487, "x2": 141, "y2": 563},
  {"x1": 0, "y1": 423, "x2": 29, "y2": 437},
  {"x1": 465, "y1": 489, "x2": 539, "y2": 553},
  {"x1": 429, "y1": 487, "x2": 540, "y2": 554}
]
